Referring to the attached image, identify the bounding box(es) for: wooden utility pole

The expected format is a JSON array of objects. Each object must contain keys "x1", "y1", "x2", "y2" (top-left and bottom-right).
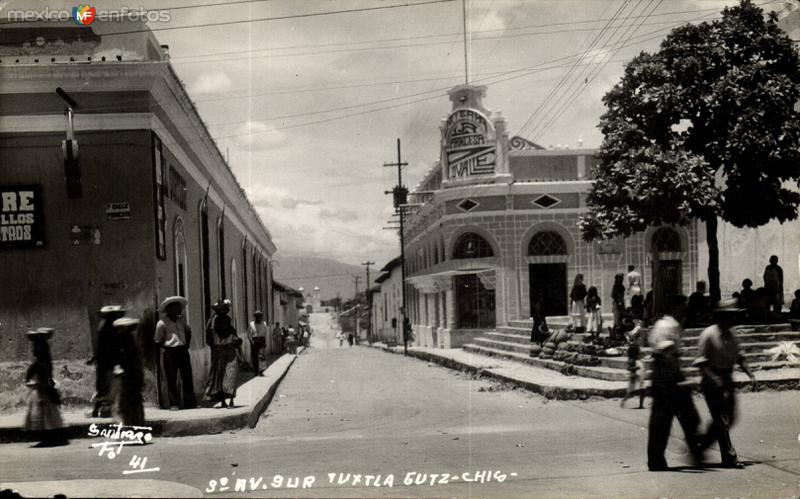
[
  {"x1": 361, "y1": 261, "x2": 375, "y2": 343},
  {"x1": 383, "y1": 138, "x2": 409, "y2": 355}
]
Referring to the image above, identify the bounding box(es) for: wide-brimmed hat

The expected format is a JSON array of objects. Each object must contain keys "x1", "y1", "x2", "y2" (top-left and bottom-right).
[
  {"x1": 26, "y1": 327, "x2": 54, "y2": 340},
  {"x1": 159, "y1": 296, "x2": 188, "y2": 312},
  {"x1": 99, "y1": 305, "x2": 126, "y2": 316},
  {"x1": 714, "y1": 298, "x2": 745, "y2": 313},
  {"x1": 254, "y1": 310, "x2": 264, "y2": 316},
  {"x1": 212, "y1": 299, "x2": 231, "y2": 311},
  {"x1": 113, "y1": 317, "x2": 140, "y2": 329}
]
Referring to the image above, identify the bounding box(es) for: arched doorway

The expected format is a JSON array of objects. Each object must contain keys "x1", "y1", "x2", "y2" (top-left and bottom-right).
[
  {"x1": 198, "y1": 200, "x2": 211, "y2": 325},
  {"x1": 651, "y1": 227, "x2": 683, "y2": 312},
  {"x1": 528, "y1": 230, "x2": 569, "y2": 316},
  {"x1": 173, "y1": 217, "x2": 189, "y2": 322},
  {"x1": 452, "y1": 232, "x2": 495, "y2": 329}
]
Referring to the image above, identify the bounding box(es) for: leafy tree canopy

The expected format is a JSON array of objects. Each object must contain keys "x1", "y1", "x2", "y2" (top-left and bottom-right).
[{"x1": 580, "y1": 0, "x2": 800, "y2": 241}]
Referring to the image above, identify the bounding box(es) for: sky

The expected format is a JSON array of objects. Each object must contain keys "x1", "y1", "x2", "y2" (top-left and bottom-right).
[{"x1": 4, "y1": 0, "x2": 793, "y2": 269}]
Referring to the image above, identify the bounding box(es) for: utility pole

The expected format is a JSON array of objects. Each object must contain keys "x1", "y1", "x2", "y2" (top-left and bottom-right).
[
  {"x1": 383, "y1": 138, "x2": 409, "y2": 355},
  {"x1": 352, "y1": 274, "x2": 360, "y2": 343},
  {"x1": 361, "y1": 261, "x2": 375, "y2": 343}
]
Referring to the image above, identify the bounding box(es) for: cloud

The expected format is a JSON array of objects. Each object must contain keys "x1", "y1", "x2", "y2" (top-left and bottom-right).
[
  {"x1": 319, "y1": 208, "x2": 359, "y2": 222},
  {"x1": 187, "y1": 71, "x2": 232, "y2": 96},
  {"x1": 232, "y1": 120, "x2": 290, "y2": 151},
  {"x1": 281, "y1": 196, "x2": 322, "y2": 210}
]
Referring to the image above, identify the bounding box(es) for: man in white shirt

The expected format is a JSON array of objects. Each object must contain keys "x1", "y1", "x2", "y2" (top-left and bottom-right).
[
  {"x1": 154, "y1": 296, "x2": 196, "y2": 410},
  {"x1": 247, "y1": 311, "x2": 268, "y2": 376}
]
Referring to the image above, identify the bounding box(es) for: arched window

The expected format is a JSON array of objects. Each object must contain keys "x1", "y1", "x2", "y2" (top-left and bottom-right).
[
  {"x1": 217, "y1": 216, "x2": 226, "y2": 298},
  {"x1": 230, "y1": 258, "x2": 238, "y2": 329},
  {"x1": 242, "y1": 241, "x2": 249, "y2": 323},
  {"x1": 199, "y1": 200, "x2": 211, "y2": 325},
  {"x1": 652, "y1": 227, "x2": 682, "y2": 252},
  {"x1": 528, "y1": 231, "x2": 568, "y2": 256},
  {"x1": 174, "y1": 217, "x2": 189, "y2": 322},
  {"x1": 453, "y1": 233, "x2": 494, "y2": 259}
]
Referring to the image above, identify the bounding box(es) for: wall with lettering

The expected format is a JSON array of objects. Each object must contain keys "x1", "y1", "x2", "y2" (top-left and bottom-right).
[
  {"x1": 443, "y1": 109, "x2": 496, "y2": 180},
  {"x1": 0, "y1": 185, "x2": 44, "y2": 248}
]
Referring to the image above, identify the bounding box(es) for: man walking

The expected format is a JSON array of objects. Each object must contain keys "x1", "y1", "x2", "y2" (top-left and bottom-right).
[
  {"x1": 693, "y1": 299, "x2": 757, "y2": 468},
  {"x1": 89, "y1": 305, "x2": 125, "y2": 418},
  {"x1": 647, "y1": 316, "x2": 703, "y2": 471},
  {"x1": 154, "y1": 296, "x2": 196, "y2": 410},
  {"x1": 247, "y1": 311, "x2": 268, "y2": 376}
]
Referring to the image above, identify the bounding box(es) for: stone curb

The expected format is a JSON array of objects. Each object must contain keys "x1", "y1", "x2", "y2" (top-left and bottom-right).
[
  {"x1": 0, "y1": 348, "x2": 303, "y2": 443},
  {"x1": 367, "y1": 343, "x2": 799, "y2": 400}
]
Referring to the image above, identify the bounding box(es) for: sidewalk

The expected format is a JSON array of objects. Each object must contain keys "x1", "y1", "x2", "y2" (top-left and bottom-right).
[
  {"x1": 368, "y1": 343, "x2": 800, "y2": 400},
  {"x1": 0, "y1": 348, "x2": 303, "y2": 443}
]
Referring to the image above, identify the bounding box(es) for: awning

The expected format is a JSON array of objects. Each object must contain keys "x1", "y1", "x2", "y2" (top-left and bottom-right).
[{"x1": 405, "y1": 257, "x2": 497, "y2": 293}]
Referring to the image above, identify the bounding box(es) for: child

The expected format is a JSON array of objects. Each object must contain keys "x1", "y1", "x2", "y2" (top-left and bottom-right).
[
  {"x1": 586, "y1": 286, "x2": 603, "y2": 340},
  {"x1": 621, "y1": 321, "x2": 646, "y2": 409},
  {"x1": 24, "y1": 328, "x2": 68, "y2": 447}
]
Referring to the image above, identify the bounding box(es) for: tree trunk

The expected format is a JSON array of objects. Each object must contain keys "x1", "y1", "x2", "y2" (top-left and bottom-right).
[{"x1": 706, "y1": 215, "x2": 721, "y2": 304}]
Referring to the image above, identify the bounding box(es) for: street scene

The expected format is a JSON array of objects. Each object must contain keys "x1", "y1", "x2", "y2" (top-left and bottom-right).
[{"x1": 1, "y1": 0, "x2": 800, "y2": 497}]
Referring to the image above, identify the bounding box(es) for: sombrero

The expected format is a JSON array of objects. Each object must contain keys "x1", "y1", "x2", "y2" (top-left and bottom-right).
[
  {"x1": 113, "y1": 317, "x2": 140, "y2": 329},
  {"x1": 212, "y1": 299, "x2": 231, "y2": 311},
  {"x1": 714, "y1": 298, "x2": 745, "y2": 313},
  {"x1": 99, "y1": 305, "x2": 126, "y2": 316},
  {"x1": 26, "y1": 327, "x2": 54, "y2": 340},
  {"x1": 159, "y1": 296, "x2": 188, "y2": 312}
]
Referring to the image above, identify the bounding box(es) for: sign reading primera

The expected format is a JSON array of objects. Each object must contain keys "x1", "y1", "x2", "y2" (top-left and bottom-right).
[
  {"x1": 0, "y1": 185, "x2": 44, "y2": 248},
  {"x1": 444, "y1": 108, "x2": 496, "y2": 179}
]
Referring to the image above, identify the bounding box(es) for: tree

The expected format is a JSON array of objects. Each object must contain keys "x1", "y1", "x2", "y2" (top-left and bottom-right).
[{"x1": 579, "y1": 0, "x2": 800, "y2": 305}]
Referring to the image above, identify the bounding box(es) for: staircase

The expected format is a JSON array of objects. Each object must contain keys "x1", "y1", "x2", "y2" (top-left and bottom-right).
[{"x1": 463, "y1": 319, "x2": 800, "y2": 383}]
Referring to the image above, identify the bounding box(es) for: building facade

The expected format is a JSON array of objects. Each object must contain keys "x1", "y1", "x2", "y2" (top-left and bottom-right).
[
  {"x1": 371, "y1": 257, "x2": 403, "y2": 344},
  {"x1": 0, "y1": 22, "x2": 276, "y2": 402},
  {"x1": 403, "y1": 85, "x2": 700, "y2": 348}
]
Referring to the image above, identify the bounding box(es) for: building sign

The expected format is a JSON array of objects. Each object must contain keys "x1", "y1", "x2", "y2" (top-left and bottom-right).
[
  {"x1": 0, "y1": 185, "x2": 44, "y2": 249},
  {"x1": 106, "y1": 202, "x2": 131, "y2": 220},
  {"x1": 443, "y1": 108, "x2": 496, "y2": 179},
  {"x1": 153, "y1": 135, "x2": 167, "y2": 260},
  {"x1": 166, "y1": 165, "x2": 187, "y2": 210}
]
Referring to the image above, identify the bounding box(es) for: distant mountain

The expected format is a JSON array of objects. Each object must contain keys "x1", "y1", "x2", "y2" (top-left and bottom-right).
[{"x1": 273, "y1": 256, "x2": 368, "y2": 300}]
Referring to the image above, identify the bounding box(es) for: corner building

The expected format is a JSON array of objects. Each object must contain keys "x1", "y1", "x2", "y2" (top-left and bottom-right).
[
  {"x1": 0, "y1": 22, "x2": 276, "y2": 403},
  {"x1": 404, "y1": 85, "x2": 700, "y2": 348}
]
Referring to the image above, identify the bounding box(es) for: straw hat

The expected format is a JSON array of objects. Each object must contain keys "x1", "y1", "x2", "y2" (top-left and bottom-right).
[
  {"x1": 25, "y1": 327, "x2": 54, "y2": 340},
  {"x1": 714, "y1": 298, "x2": 745, "y2": 312},
  {"x1": 212, "y1": 299, "x2": 231, "y2": 311},
  {"x1": 159, "y1": 296, "x2": 188, "y2": 312},
  {"x1": 113, "y1": 317, "x2": 140, "y2": 329},
  {"x1": 99, "y1": 305, "x2": 126, "y2": 316}
]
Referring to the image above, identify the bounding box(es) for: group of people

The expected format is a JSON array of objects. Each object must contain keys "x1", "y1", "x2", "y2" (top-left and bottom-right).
[
  {"x1": 21, "y1": 294, "x2": 307, "y2": 445},
  {"x1": 563, "y1": 265, "x2": 645, "y2": 341},
  {"x1": 646, "y1": 300, "x2": 757, "y2": 471},
  {"x1": 22, "y1": 308, "x2": 144, "y2": 447}
]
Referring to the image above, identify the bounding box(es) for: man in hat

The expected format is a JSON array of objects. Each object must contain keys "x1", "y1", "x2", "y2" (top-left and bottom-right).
[
  {"x1": 154, "y1": 296, "x2": 196, "y2": 410},
  {"x1": 247, "y1": 311, "x2": 268, "y2": 376},
  {"x1": 693, "y1": 299, "x2": 757, "y2": 468},
  {"x1": 646, "y1": 316, "x2": 703, "y2": 471},
  {"x1": 89, "y1": 305, "x2": 125, "y2": 417}
]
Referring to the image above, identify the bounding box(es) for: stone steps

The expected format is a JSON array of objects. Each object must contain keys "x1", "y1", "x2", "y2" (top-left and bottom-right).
[{"x1": 465, "y1": 321, "x2": 800, "y2": 383}]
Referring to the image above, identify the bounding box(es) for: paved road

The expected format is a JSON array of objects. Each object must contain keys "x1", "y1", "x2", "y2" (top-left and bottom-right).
[{"x1": 1, "y1": 313, "x2": 798, "y2": 497}]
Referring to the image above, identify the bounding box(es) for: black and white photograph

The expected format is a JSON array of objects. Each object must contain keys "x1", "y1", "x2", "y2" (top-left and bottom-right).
[{"x1": 1, "y1": 0, "x2": 799, "y2": 497}]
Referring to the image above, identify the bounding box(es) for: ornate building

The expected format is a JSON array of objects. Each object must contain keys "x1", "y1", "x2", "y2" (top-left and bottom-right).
[{"x1": 402, "y1": 84, "x2": 700, "y2": 348}]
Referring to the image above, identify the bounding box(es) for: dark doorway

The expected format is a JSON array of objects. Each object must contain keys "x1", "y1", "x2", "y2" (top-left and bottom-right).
[
  {"x1": 653, "y1": 259, "x2": 682, "y2": 315},
  {"x1": 455, "y1": 273, "x2": 495, "y2": 329},
  {"x1": 529, "y1": 263, "x2": 568, "y2": 316}
]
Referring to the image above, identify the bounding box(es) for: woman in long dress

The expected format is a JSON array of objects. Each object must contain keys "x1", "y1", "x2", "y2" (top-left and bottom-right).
[
  {"x1": 24, "y1": 328, "x2": 68, "y2": 447},
  {"x1": 113, "y1": 317, "x2": 146, "y2": 426},
  {"x1": 205, "y1": 300, "x2": 241, "y2": 408}
]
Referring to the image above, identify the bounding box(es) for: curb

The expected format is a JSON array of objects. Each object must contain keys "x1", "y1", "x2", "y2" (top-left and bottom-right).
[
  {"x1": 0, "y1": 348, "x2": 303, "y2": 443},
  {"x1": 369, "y1": 343, "x2": 799, "y2": 400}
]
